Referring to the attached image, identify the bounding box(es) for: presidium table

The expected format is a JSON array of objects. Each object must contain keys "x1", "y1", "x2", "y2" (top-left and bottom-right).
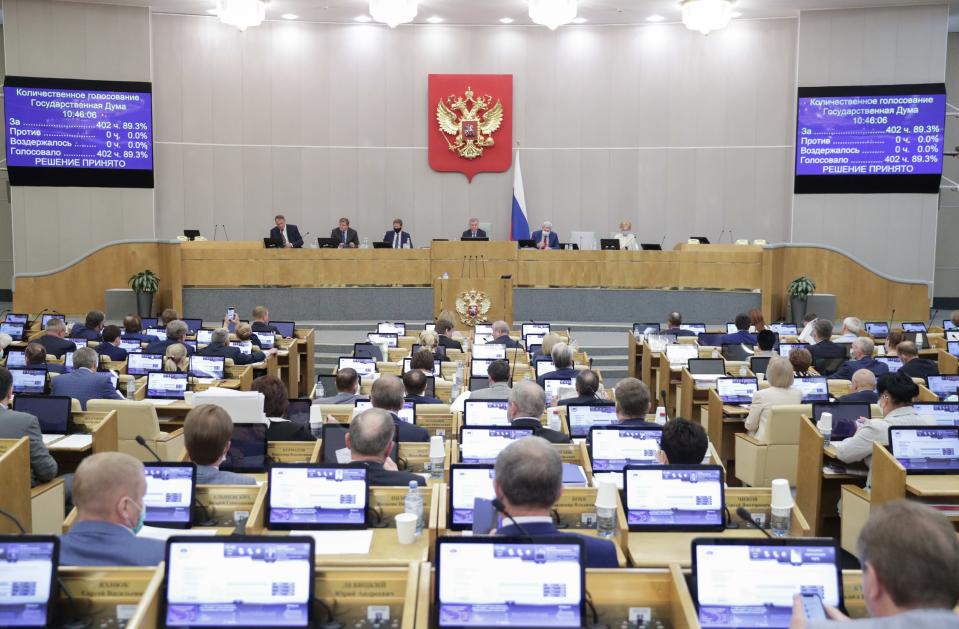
[{"x1": 13, "y1": 240, "x2": 930, "y2": 324}]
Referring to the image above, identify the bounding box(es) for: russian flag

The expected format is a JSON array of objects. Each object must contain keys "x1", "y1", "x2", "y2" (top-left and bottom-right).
[{"x1": 510, "y1": 151, "x2": 530, "y2": 241}]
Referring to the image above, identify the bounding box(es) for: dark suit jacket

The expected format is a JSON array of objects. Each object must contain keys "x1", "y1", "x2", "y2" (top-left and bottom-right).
[
  {"x1": 537, "y1": 367, "x2": 578, "y2": 389},
  {"x1": 35, "y1": 335, "x2": 77, "y2": 359},
  {"x1": 830, "y1": 357, "x2": 890, "y2": 381},
  {"x1": 620, "y1": 418, "x2": 661, "y2": 429},
  {"x1": 838, "y1": 390, "x2": 880, "y2": 404},
  {"x1": 0, "y1": 406, "x2": 58, "y2": 485},
  {"x1": 266, "y1": 419, "x2": 316, "y2": 442},
  {"x1": 363, "y1": 460, "x2": 426, "y2": 487},
  {"x1": 406, "y1": 394, "x2": 443, "y2": 406},
  {"x1": 198, "y1": 341, "x2": 266, "y2": 366},
  {"x1": 438, "y1": 335, "x2": 463, "y2": 351},
  {"x1": 810, "y1": 340, "x2": 847, "y2": 361},
  {"x1": 390, "y1": 412, "x2": 430, "y2": 442},
  {"x1": 69, "y1": 324, "x2": 102, "y2": 341},
  {"x1": 530, "y1": 230, "x2": 560, "y2": 249},
  {"x1": 251, "y1": 321, "x2": 280, "y2": 335},
  {"x1": 511, "y1": 417, "x2": 571, "y2": 444},
  {"x1": 50, "y1": 368, "x2": 122, "y2": 410},
  {"x1": 121, "y1": 332, "x2": 157, "y2": 344},
  {"x1": 899, "y1": 358, "x2": 940, "y2": 381},
  {"x1": 382, "y1": 230, "x2": 413, "y2": 248},
  {"x1": 96, "y1": 342, "x2": 128, "y2": 363},
  {"x1": 720, "y1": 331, "x2": 757, "y2": 346},
  {"x1": 497, "y1": 522, "x2": 618, "y2": 568},
  {"x1": 144, "y1": 338, "x2": 196, "y2": 356},
  {"x1": 29, "y1": 361, "x2": 65, "y2": 374},
  {"x1": 559, "y1": 394, "x2": 603, "y2": 406},
  {"x1": 662, "y1": 327, "x2": 697, "y2": 338},
  {"x1": 489, "y1": 335, "x2": 523, "y2": 349},
  {"x1": 461, "y1": 229, "x2": 488, "y2": 239},
  {"x1": 270, "y1": 224, "x2": 304, "y2": 248},
  {"x1": 331, "y1": 227, "x2": 360, "y2": 247}
]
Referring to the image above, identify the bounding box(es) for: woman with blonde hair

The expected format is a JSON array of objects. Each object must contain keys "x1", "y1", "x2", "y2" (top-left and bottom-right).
[
  {"x1": 744, "y1": 356, "x2": 803, "y2": 442},
  {"x1": 163, "y1": 343, "x2": 189, "y2": 373}
]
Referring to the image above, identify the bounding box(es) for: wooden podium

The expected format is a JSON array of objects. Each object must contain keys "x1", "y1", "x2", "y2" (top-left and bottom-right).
[{"x1": 431, "y1": 241, "x2": 514, "y2": 331}]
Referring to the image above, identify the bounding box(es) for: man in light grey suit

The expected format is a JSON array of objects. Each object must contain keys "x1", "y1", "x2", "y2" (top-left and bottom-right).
[
  {"x1": 184, "y1": 404, "x2": 256, "y2": 485},
  {"x1": 50, "y1": 347, "x2": 123, "y2": 410},
  {"x1": 469, "y1": 360, "x2": 512, "y2": 400},
  {"x1": 314, "y1": 368, "x2": 360, "y2": 405},
  {"x1": 790, "y1": 500, "x2": 959, "y2": 628},
  {"x1": 0, "y1": 367, "x2": 58, "y2": 486}
]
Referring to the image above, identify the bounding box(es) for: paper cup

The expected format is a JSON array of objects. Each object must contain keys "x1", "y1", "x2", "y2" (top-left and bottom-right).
[
  {"x1": 395, "y1": 513, "x2": 417, "y2": 545},
  {"x1": 595, "y1": 478, "x2": 618, "y2": 510},
  {"x1": 184, "y1": 391, "x2": 194, "y2": 405},
  {"x1": 770, "y1": 478, "x2": 793, "y2": 510}
]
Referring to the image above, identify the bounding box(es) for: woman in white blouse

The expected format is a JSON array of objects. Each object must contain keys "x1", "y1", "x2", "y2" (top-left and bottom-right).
[
  {"x1": 744, "y1": 357, "x2": 803, "y2": 442},
  {"x1": 613, "y1": 221, "x2": 639, "y2": 251}
]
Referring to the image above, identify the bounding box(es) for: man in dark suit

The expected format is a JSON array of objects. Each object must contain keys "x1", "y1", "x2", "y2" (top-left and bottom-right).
[
  {"x1": 435, "y1": 320, "x2": 463, "y2": 351},
  {"x1": 830, "y1": 337, "x2": 889, "y2": 381},
  {"x1": 403, "y1": 370, "x2": 442, "y2": 405},
  {"x1": 536, "y1": 342, "x2": 578, "y2": 388},
  {"x1": 250, "y1": 305, "x2": 280, "y2": 336},
  {"x1": 488, "y1": 320, "x2": 523, "y2": 349},
  {"x1": 24, "y1": 343, "x2": 65, "y2": 374},
  {"x1": 347, "y1": 408, "x2": 425, "y2": 487},
  {"x1": 383, "y1": 218, "x2": 413, "y2": 249},
  {"x1": 70, "y1": 311, "x2": 105, "y2": 341},
  {"x1": 558, "y1": 370, "x2": 603, "y2": 406},
  {"x1": 656, "y1": 418, "x2": 708, "y2": 464},
  {"x1": 530, "y1": 221, "x2": 561, "y2": 250},
  {"x1": 720, "y1": 313, "x2": 758, "y2": 347},
  {"x1": 121, "y1": 315, "x2": 157, "y2": 344},
  {"x1": 198, "y1": 328, "x2": 270, "y2": 366},
  {"x1": 269, "y1": 214, "x2": 304, "y2": 248},
  {"x1": 332, "y1": 217, "x2": 359, "y2": 248},
  {"x1": 838, "y1": 369, "x2": 880, "y2": 404},
  {"x1": 614, "y1": 378, "x2": 658, "y2": 428},
  {"x1": 661, "y1": 311, "x2": 697, "y2": 337},
  {"x1": 0, "y1": 366, "x2": 58, "y2": 485},
  {"x1": 95, "y1": 325, "x2": 129, "y2": 363},
  {"x1": 809, "y1": 319, "x2": 847, "y2": 375},
  {"x1": 493, "y1": 437, "x2": 617, "y2": 568},
  {"x1": 35, "y1": 318, "x2": 77, "y2": 359},
  {"x1": 508, "y1": 381, "x2": 570, "y2": 444},
  {"x1": 144, "y1": 320, "x2": 195, "y2": 357},
  {"x1": 371, "y1": 375, "x2": 429, "y2": 442},
  {"x1": 50, "y1": 347, "x2": 123, "y2": 410},
  {"x1": 898, "y1": 341, "x2": 940, "y2": 381},
  {"x1": 183, "y1": 405, "x2": 257, "y2": 485},
  {"x1": 461, "y1": 218, "x2": 487, "y2": 239}
]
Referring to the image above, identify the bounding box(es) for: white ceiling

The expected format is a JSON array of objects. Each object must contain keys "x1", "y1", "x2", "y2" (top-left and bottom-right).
[{"x1": 62, "y1": 0, "x2": 958, "y2": 27}]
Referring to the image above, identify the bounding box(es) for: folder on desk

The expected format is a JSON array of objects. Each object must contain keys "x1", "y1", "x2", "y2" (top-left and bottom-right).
[{"x1": 562, "y1": 463, "x2": 588, "y2": 487}]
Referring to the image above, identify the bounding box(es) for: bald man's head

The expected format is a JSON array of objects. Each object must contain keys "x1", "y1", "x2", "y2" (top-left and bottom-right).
[
  {"x1": 850, "y1": 368, "x2": 877, "y2": 393},
  {"x1": 371, "y1": 374, "x2": 405, "y2": 412},
  {"x1": 72, "y1": 452, "x2": 146, "y2": 524}
]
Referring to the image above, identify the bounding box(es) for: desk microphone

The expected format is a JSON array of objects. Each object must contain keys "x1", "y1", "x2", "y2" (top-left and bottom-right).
[
  {"x1": 0, "y1": 507, "x2": 26, "y2": 533},
  {"x1": 659, "y1": 390, "x2": 669, "y2": 422},
  {"x1": 135, "y1": 435, "x2": 163, "y2": 462},
  {"x1": 728, "y1": 230, "x2": 735, "y2": 244},
  {"x1": 736, "y1": 506, "x2": 773, "y2": 539},
  {"x1": 491, "y1": 498, "x2": 534, "y2": 541},
  {"x1": 890, "y1": 308, "x2": 896, "y2": 325},
  {"x1": 718, "y1": 229, "x2": 726, "y2": 243},
  {"x1": 659, "y1": 235, "x2": 666, "y2": 249}
]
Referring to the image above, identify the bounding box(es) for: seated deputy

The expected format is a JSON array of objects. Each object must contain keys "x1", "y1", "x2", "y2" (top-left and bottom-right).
[
  {"x1": 558, "y1": 369, "x2": 603, "y2": 406},
  {"x1": 508, "y1": 380, "x2": 570, "y2": 444},
  {"x1": 198, "y1": 327, "x2": 272, "y2": 365},
  {"x1": 536, "y1": 342, "x2": 578, "y2": 388},
  {"x1": 371, "y1": 375, "x2": 430, "y2": 442},
  {"x1": 744, "y1": 357, "x2": 803, "y2": 442},
  {"x1": 25, "y1": 342, "x2": 65, "y2": 374},
  {"x1": 250, "y1": 375, "x2": 315, "y2": 441},
  {"x1": 0, "y1": 366, "x2": 58, "y2": 485},
  {"x1": 493, "y1": 437, "x2": 618, "y2": 568},
  {"x1": 347, "y1": 408, "x2": 425, "y2": 487},
  {"x1": 184, "y1": 404, "x2": 256, "y2": 485},
  {"x1": 95, "y1": 324, "x2": 129, "y2": 363},
  {"x1": 403, "y1": 369, "x2": 442, "y2": 405},
  {"x1": 613, "y1": 378, "x2": 657, "y2": 428},
  {"x1": 657, "y1": 418, "x2": 708, "y2": 464},
  {"x1": 69, "y1": 310, "x2": 105, "y2": 341},
  {"x1": 839, "y1": 369, "x2": 879, "y2": 404},
  {"x1": 469, "y1": 359, "x2": 512, "y2": 400}
]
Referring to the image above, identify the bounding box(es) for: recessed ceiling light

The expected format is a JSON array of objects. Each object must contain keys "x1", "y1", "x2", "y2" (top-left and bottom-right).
[
  {"x1": 206, "y1": 8, "x2": 218, "y2": 14},
  {"x1": 730, "y1": 11, "x2": 742, "y2": 17},
  {"x1": 354, "y1": 15, "x2": 372, "y2": 22},
  {"x1": 646, "y1": 14, "x2": 665, "y2": 22},
  {"x1": 427, "y1": 15, "x2": 444, "y2": 23},
  {"x1": 572, "y1": 17, "x2": 587, "y2": 24},
  {"x1": 281, "y1": 13, "x2": 298, "y2": 20},
  {"x1": 499, "y1": 17, "x2": 514, "y2": 24}
]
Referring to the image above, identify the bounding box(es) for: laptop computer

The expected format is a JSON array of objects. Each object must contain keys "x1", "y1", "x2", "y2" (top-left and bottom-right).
[
  {"x1": 889, "y1": 426, "x2": 959, "y2": 474},
  {"x1": 876, "y1": 356, "x2": 902, "y2": 372},
  {"x1": 180, "y1": 319, "x2": 202, "y2": 334},
  {"x1": 354, "y1": 399, "x2": 416, "y2": 424},
  {"x1": 624, "y1": 465, "x2": 725, "y2": 531},
  {"x1": 632, "y1": 322, "x2": 661, "y2": 338},
  {"x1": 147, "y1": 372, "x2": 188, "y2": 399},
  {"x1": 434, "y1": 536, "x2": 585, "y2": 629},
  {"x1": 338, "y1": 356, "x2": 376, "y2": 378},
  {"x1": 3, "y1": 313, "x2": 28, "y2": 325},
  {"x1": 9, "y1": 368, "x2": 47, "y2": 395},
  {"x1": 716, "y1": 377, "x2": 758, "y2": 405},
  {"x1": 40, "y1": 314, "x2": 65, "y2": 328},
  {"x1": 769, "y1": 323, "x2": 798, "y2": 335},
  {"x1": 262, "y1": 237, "x2": 279, "y2": 248},
  {"x1": 599, "y1": 239, "x2": 620, "y2": 251},
  {"x1": 864, "y1": 321, "x2": 889, "y2": 338},
  {"x1": 459, "y1": 426, "x2": 533, "y2": 464},
  {"x1": 948, "y1": 341, "x2": 959, "y2": 358},
  {"x1": 535, "y1": 361, "x2": 558, "y2": 379},
  {"x1": 640, "y1": 243, "x2": 663, "y2": 251},
  {"x1": 812, "y1": 403, "x2": 870, "y2": 441},
  {"x1": 271, "y1": 321, "x2": 296, "y2": 338},
  {"x1": 220, "y1": 423, "x2": 269, "y2": 473},
  {"x1": 543, "y1": 378, "x2": 575, "y2": 404},
  {"x1": 522, "y1": 323, "x2": 551, "y2": 338},
  {"x1": 367, "y1": 332, "x2": 398, "y2": 348},
  {"x1": 128, "y1": 353, "x2": 163, "y2": 376},
  {"x1": 286, "y1": 398, "x2": 312, "y2": 425},
  {"x1": 943, "y1": 319, "x2": 957, "y2": 331},
  {"x1": 146, "y1": 327, "x2": 168, "y2": 341},
  {"x1": 183, "y1": 229, "x2": 201, "y2": 240},
  {"x1": 793, "y1": 376, "x2": 829, "y2": 403},
  {"x1": 680, "y1": 323, "x2": 707, "y2": 335},
  {"x1": 564, "y1": 402, "x2": 617, "y2": 438},
  {"x1": 194, "y1": 330, "x2": 214, "y2": 344},
  {"x1": 692, "y1": 537, "x2": 843, "y2": 628},
  {"x1": 161, "y1": 536, "x2": 315, "y2": 629},
  {"x1": 378, "y1": 322, "x2": 406, "y2": 336},
  {"x1": 143, "y1": 463, "x2": 196, "y2": 528},
  {"x1": 188, "y1": 355, "x2": 225, "y2": 380},
  {"x1": 447, "y1": 464, "x2": 497, "y2": 531},
  {"x1": 119, "y1": 339, "x2": 143, "y2": 353},
  {"x1": 927, "y1": 375, "x2": 959, "y2": 400},
  {"x1": 463, "y1": 399, "x2": 510, "y2": 426},
  {"x1": 778, "y1": 342, "x2": 810, "y2": 358},
  {"x1": 901, "y1": 321, "x2": 928, "y2": 333},
  {"x1": 696, "y1": 332, "x2": 725, "y2": 347},
  {"x1": 689, "y1": 236, "x2": 710, "y2": 244},
  {"x1": 468, "y1": 376, "x2": 490, "y2": 392},
  {"x1": 517, "y1": 239, "x2": 537, "y2": 248},
  {"x1": 317, "y1": 237, "x2": 338, "y2": 248},
  {"x1": 371, "y1": 241, "x2": 391, "y2": 249},
  {"x1": 471, "y1": 343, "x2": 505, "y2": 360},
  {"x1": 5, "y1": 349, "x2": 26, "y2": 368},
  {"x1": 589, "y1": 426, "x2": 662, "y2": 487},
  {"x1": 750, "y1": 356, "x2": 771, "y2": 375},
  {"x1": 470, "y1": 358, "x2": 497, "y2": 378},
  {"x1": 0, "y1": 322, "x2": 25, "y2": 341},
  {"x1": 912, "y1": 402, "x2": 959, "y2": 427},
  {"x1": 0, "y1": 535, "x2": 59, "y2": 628},
  {"x1": 665, "y1": 343, "x2": 698, "y2": 367},
  {"x1": 688, "y1": 358, "x2": 726, "y2": 376},
  {"x1": 266, "y1": 464, "x2": 369, "y2": 529},
  {"x1": 12, "y1": 395, "x2": 72, "y2": 439}
]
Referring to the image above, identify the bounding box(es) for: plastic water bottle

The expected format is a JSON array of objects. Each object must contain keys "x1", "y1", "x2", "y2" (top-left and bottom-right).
[
  {"x1": 429, "y1": 436, "x2": 445, "y2": 481},
  {"x1": 595, "y1": 480, "x2": 618, "y2": 538},
  {"x1": 314, "y1": 378, "x2": 325, "y2": 400},
  {"x1": 126, "y1": 378, "x2": 136, "y2": 400},
  {"x1": 770, "y1": 478, "x2": 792, "y2": 538},
  {"x1": 361, "y1": 237, "x2": 370, "y2": 249},
  {"x1": 738, "y1": 364, "x2": 748, "y2": 377},
  {"x1": 403, "y1": 481, "x2": 424, "y2": 536}
]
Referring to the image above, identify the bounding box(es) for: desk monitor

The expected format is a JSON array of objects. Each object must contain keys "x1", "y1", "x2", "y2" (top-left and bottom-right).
[
  {"x1": 338, "y1": 356, "x2": 376, "y2": 378},
  {"x1": 147, "y1": 372, "x2": 187, "y2": 399},
  {"x1": 66, "y1": 339, "x2": 89, "y2": 350},
  {"x1": 287, "y1": 398, "x2": 312, "y2": 425},
  {"x1": 320, "y1": 423, "x2": 397, "y2": 465},
  {"x1": 793, "y1": 376, "x2": 829, "y2": 403},
  {"x1": 599, "y1": 238, "x2": 620, "y2": 250},
  {"x1": 253, "y1": 332, "x2": 275, "y2": 349},
  {"x1": 523, "y1": 333, "x2": 545, "y2": 350},
  {"x1": 402, "y1": 356, "x2": 441, "y2": 376},
  {"x1": 517, "y1": 239, "x2": 537, "y2": 249},
  {"x1": 778, "y1": 342, "x2": 810, "y2": 358},
  {"x1": 40, "y1": 314, "x2": 65, "y2": 328},
  {"x1": 474, "y1": 323, "x2": 494, "y2": 336},
  {"x1": 162, "y1": 537, "x2": 315, "y2": 629},
  {"x1": 769, "y1": 323, "x2": 798, "y2": 335},
  {"x1": 354, "y1": 399, "x2": 415, "y2": 424},
  {"x1": 697, "y1": 333, "x2": 725, "y2": 347},
  {"x1": 271, "y1": 321, "x2": 296, "y2": 338},
  {"x1": 371, "y1": 241, "x2": 391, "y2": 249},
  {"x1": 864, "y1": 322, "x2": 889, "y2": 338},
  {"x1": 876, "y1": 356, "x2": 902, "y2": 373},
  {"x1": 716, "y1": 377, "x2": 758, "y2": 405},
  {"x1": 459, "y1": 426, "x2": 533, "y2": 464},
  {"x1": 367, "y1": 332, "x2": 398, "y2": 348},
  {"x1": 521, "y1": 323, "x2": 550, "y2": 338},
  {"x1": 352, "y1": 343, "x2": 383, "y2": 362},
  {"x1": 944, "y1": 319, "x2": 957, "y2": 331},
  {"x1": 564, "y1": 402, "x2": 617, "y2": 438},
  {"x1": 947, "y1": 341, "x2": 959, "y2": 358},
  {"x1": 632, "y1": 322, "x2": 660, "y2": 338},
  {"x1": 143, "y1": 463, "x2": 196, "y2": 528},
  {"x1": 543, "y1": 378, "x2": 575, "y2": 404},
  {"x1": 195, "y1": 330, "x2": 213, "y2": 344},
  {"x1": 535, "y1": 361, "x2": 557, "y2": 378},
  {"x1": 146, "y1": 327, "x2": 168, "y2": 341},
  {"x1": 812, "y1": 403, "x2": 870, "y2": 441},
  {"x1": 0, "y1": 323, "x2": 24, "y2": 341},
  {"x1": 624, "y1": 465, "x2": 725, "y2": 532},
  {"x1": 140, "y1": 317, "x2": 158, "y2": 329},
  {"x1": 588, "y1": 426, "x2": 662, "y2": 472},
  {"x1": 447, "y1": 464, "x2": 496, "y2": 531},
  {"x1": 889, "y1": 426, "x2": 959, "y2": 474},
  {"x1": 266, "y1": 464, "x2": 369, "y2": 529},
  {"x1": 317, "y1": 237, "x2": 338, "y2": 248},
  {"x1": 12, "y1": 395, "x2": 71, "y2": 435},
  {"x1": 472, "y1": 344, "x2": 506, "y2": 360},
  {"x1": 470, "y1": 358, "x2": 497, "y2": 378},
  {"x1": 463, "y1": 399, "x2": 510, "y2": 426},
  {"x1": 749, "y1": 356, "x2": 771, "y2": 375},
  {"x1": 5, "y1": 350, "x2": 26, "y2": 368},
  {"x1": 189, "y1": 355, "x2": 225, "y2": 379},
  {"x1": 468, "y1": 376, "x2": 490, "y2": 392},
  {"x1": 692, "y1": 538, "x2": 842, "y2": 629},
  {"x1": 262, "y1": 237, "x2": 279, "y2": 249},
  {"x1": 64, "y1": 352, "x2": 74, "y2": 372},
  {"x1": 435, "y1": 536, "x2": 585, "y2": 629},
  {"x1": 665, "y1": 343, "x2": 698, "y2": 367},
  {"x1": 221, "y1": 423, "x2": 268, "y2": 473},
  {"x1": 901, "y1": 321, "x2": 927, "y2": 333},
  {"x1": 680, "y1": 323, "x2": 707, "y2": 334},
  {"x1": 3, "y1": 313, "x2": 28, "y2": 325},
  {"x1": 912, "y1": 402, "x2": 959, "y2": 427},
  {"x1": 9, "y1": 369, "x2": 46, "y2": 395},
  {"x1": 180, "y1": 318, "x2": 203, "y2": 334},
  {"x1": 128, "y1": 353, "x2": 163, "y2": 376},
  {"x1": 377, "y1": 322, "x2": 406, "y2": 336},
  {"x1": 0, "y1": 536, "x2": 58, "y2": 628},
  {"x1": 927, "y1": 375, "x2": 959, "y2": 400},
  {"x1": 411, "y1": 342, "x2": 446, "y2": 359},
  {"x1": 688, "y1": 358, "x2": 726, "y2": 375},
  {"x1": 119, "y1": 339, "x2": 143, "y2": 353},
  {"x1": 640, "y1": 243, "x2": 663, "y2": 250}
]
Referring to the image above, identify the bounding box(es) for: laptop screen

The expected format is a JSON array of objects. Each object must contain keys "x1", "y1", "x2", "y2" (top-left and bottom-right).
[
  {"x1": 254, "y1": 332, "x2": 275, "y2": 349},
  {"x1": 271, "y1": 321, "x2": 296, "y2": 338},
  {"x1": 665, "y1": 344, "x2": 698, "y2": 366},
  {"x1": 436, "y1": 538, "x2": 584, "y2": 629},
  {"x1": 912, "y1": 402, "x2": 959, "y2": 427},
  {"x1": 12, "y1": 395, "x2": 70, "y2": 434},
  {"x1": 179, "y1": 319, "x2": 202, "y2": 334},
  {"x1": 64, "y1": 352, "x2": 74, "y2": 372},
  {"x1": 0, "y1": 537, "x2": 58, "y2": 628},
  {"x1": 195, "y1": 330, "x2": 213, "y2": 344},
  {"x1": 119, "y1": 339, "x2": 143, "y2": 353},
  {"x1": 448, "y1": 464, "x2": 496, "y2": 531},
  {"x1": 588, "y1": 427, "x2": 662, "y2": 471},
  {"x1": 472, "y1": 344, "x2": 506, "y2": 360},
  {"x1": 463, "y1": 400, "x2": 510, "y2": 426},
  {"x1": 543, "y1": 378, "x2": 575, "y2": 404},
  {"x1": 367, "y1": 332, "x2": 398, "y2": 348},
  {"x1": 864, "y1": 322, "x2": 889, "y2": 337},
  {"x1": 143, "y1": 464, "x2": 196, "y2": 527},
  {"x1": 470, "y1": 358, "x2": 496, "y2": 378},
  {"x1": 901, "y1": 321, "x2": 927, "y2": 333},
  {"x1": 793, "y1": 376, "x2": 829, "y2": 403},
  {"x1": 221, "y1": 424, "x2": 268, "y2": 473},
  {"x1": 535, "y1": 361, "x2": 558, "y2": 378},
  {"x1": 338, "y1": 357, "x2": 375, "y2": 377},
  {"x1": 524, "y1": 334, "x2": 545, "y2": 350},
  {"x1": 163, "y1": 538, "x2": 314, "y2": 628},
  {"x1": 693, "y1": 540, "x2": 842, "y2": 628},
  {"x1": 624, "y1": 466, "x2": 725, "y2": 531},
  {"x1": 3, "y1": 313, "x2": 28, "y2": 325},
  {"x1": 927, "y1": 375, "x2": 959, "y2": 400},
  {"x1": 944, "y1": 320, "x2": 958, "y2": 331},
  {"x1": 267, "y1": 465, "x2": 369, "y2": 529},
  {"x1": 716, "y1": 377, "x2": 758, "y2": 404},
  {"x1": 812, "y1": 403, "x2": 870, "y2": 441},
  {"x1": 632, "y1": 323, "x2": 661, "y2": 338},
  {"x1": 697, "y1": 333, "x2": 726, "y2": 348},
  {"x1": 147, "y1": 372, "x2": 187, "y2": 399},
  {"x1": 947, "y1": 341, "x2": 959, "y2": 358},
  {"x1": 460, "y1": 427, "x2": 533, "y2": 464},
  {"x1": 521, "y1": 323, "x2": 551, "y2": 338},
  {"x1": 474, "y1": 324, "x2": 494, "y2": 336},
  {"x1": 889, "y1": 427, "x2": 959, "y2": 473},
  {"x1": 10, "y1": 369, "x2": 46, "y2": 395},
  {"x1": 377, "y1": 322, "x2": 405, "y2": 336},
  {"x1": 402, "y1": 357, "x2": 441, "y2": 376},
  {"x1": 680, "y1": 323, "x2": 707, "y2": 334},
  {"x1": 146, "y1": 327, "x2": 167, "y2": 341},
  {"x1": 128, "y1": 353, "x2": 163, "y2": 376},
  {"x1": 0, "y1": 323, "x2": 24, "y2": 341},
  {"x1": 769, "y1": 323, "x2": 797, "y2": 335},
  {"x1": 40, "y1": 314, "x2": 64, "y2": 328},
  {"x1": 876, "y1": 357, "x2": 902, "y2": 372},
  {"x1": 189, "y1": 355, "x2": 225, "y2": 379},
  {"x1": 565, "y1": 403, "x2": 617, "y2": 438},
  {"x1": 5, "y1": 350, "x2": 26, "y2": 368},
  {"x1": 353, "y1": 399, "x2": 415, "y2": 424},
  {"x1": 778, "y1": 342, "x2": 810, "y2": 358}
]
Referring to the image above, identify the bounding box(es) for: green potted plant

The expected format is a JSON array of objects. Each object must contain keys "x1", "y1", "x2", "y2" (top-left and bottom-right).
[
  {"x1": 129, "y1": 269, "x2": 160, "y2": 318},
  {"x1": 787, "y1": 275, "x2": 816, "y2": 326}
]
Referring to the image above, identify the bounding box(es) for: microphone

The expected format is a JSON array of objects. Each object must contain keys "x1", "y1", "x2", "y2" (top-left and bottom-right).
[
  {"x1": 0, "y1": 507, "x2": 26, "y2": 533},
  {"x1": 30, "y1": 309, "x2": 50, "y2": 326},
  {"x1": 135, "y1": 435, "x2": 162, "y2": 462},
  {"x1": 491, "y1": 498, "x2": 534, "y2": 541},
  {"x1": 659, "y1": 390, "x2": 669, "y2": 421},
  {"x1": 929, "y1": 308, "x2": 939, "y2": 328},
  {"x1": 728, "y1": 230, "x2": 734, "y2": 244},
  {"x1": 718, "y1": 229, "x2": 726, "y2": 244},
  {"x1": 659, "y1": 235, "x2": 666, "y2": 248},
  {"x1": 736, "y1": 506, "x2": 773, "y2": 539},
  {"x1": 890, "y1": 309, "x2": 896, "y2": 325}
]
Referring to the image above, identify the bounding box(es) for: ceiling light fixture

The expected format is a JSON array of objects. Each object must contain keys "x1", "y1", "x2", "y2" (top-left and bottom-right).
[
  {"x1": 281, "y1": 13, "x2": 298, "y2": 19},
  {"x1": 215, "y1": 0, "x2": 267, "y2": 31},
  {"x1": 369, "y1": 0, "x2": 418, "y2": 28},
  {"x1": 528, "y1": 0, "x2": 578, "y2": 30},
  {"x1": 427, "y1": 15, "x2": 444, "y2": 23},
  {"x1": 499, "y1": 17, "x2": 515, "y2": 24},
  {"x1": 645, "y1": 14, "x2": 665, "y2": 22},
  {"x1": 681, "y1": 0, "x2": 734, "y2": 35}
]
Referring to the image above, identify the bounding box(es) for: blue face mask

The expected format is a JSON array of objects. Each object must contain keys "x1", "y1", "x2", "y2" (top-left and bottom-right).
[{"x1": 126, "y1": 498, "x2": 145, "y2": 534}]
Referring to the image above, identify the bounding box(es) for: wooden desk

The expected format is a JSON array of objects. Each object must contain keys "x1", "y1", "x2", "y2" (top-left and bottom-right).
[
  {"x1": 59, "y1": 566, "x2": 160, "y2": 629},
  {"x1": 294, "y1": 328, "x2": 316, "y2": 397},
  {"x1": 703, "y1": 389, "x2": 749, "y2": 481},
  {"x1": 627, "y1": 332, "x2": 642, "y2": 379}
]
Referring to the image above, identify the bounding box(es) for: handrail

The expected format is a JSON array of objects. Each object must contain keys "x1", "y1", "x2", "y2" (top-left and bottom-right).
[
  {"x1": 762, "y1": 242, "x2": 932, "y2": 288},
  {"x1": 13, "y1": 239, "x2": 181, "y2": 282}
]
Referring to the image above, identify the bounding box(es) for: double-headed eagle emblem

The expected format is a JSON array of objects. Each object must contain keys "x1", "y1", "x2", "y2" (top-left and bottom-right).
[
  {"x1": 436, "y1": 87, "x2": 504, "y2": 160},
  {"x1": 455, "y1": 290, "x2": 492, "y2": 327}
]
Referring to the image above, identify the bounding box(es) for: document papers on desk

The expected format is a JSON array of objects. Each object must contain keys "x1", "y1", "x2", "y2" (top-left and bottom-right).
[
  {"x1": 305, "y1": 530, "x2": 374, "y2": 555},
  {"x1": 49, "y1": 434, "x2": 93, "y2": 449}
]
